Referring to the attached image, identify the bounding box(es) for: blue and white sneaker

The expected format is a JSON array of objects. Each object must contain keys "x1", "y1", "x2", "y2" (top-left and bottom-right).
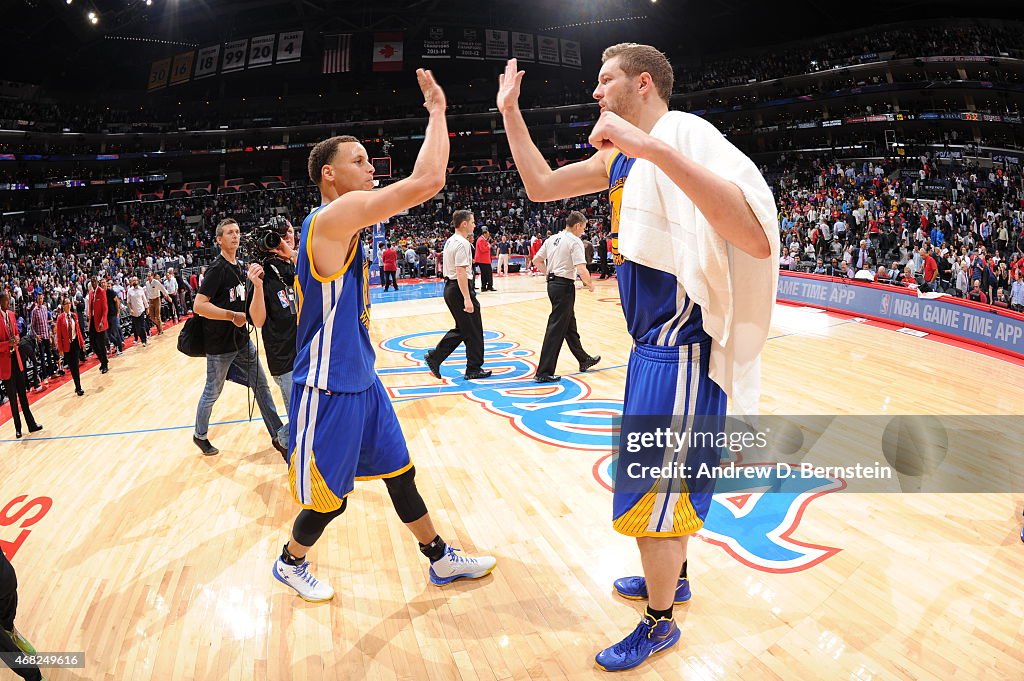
[
  {"x1": 273, "y1": 557, "x2": 335, "y2": 602},
  {"x1": 428, "y1": 546, "x2": 497, "y2": 586},
  {"x1": 595, "y1": 615, "x2": 680, "y2": 672},
  {"x1": 613, "y1": 576, "x2": 691, "y2": 605}
]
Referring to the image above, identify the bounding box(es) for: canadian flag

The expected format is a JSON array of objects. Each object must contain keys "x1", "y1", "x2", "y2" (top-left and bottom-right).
[{"x1": 373, "y1": 32, "x2": 404, "y2": 72}]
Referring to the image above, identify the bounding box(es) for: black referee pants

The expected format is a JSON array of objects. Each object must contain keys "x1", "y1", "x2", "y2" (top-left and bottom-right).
[
  {"x1": 537, "y1": 276, "x2": 589, "y2": 377},
  {"x1": 431, "y1": 281, "x2": 484, "y2": 372}
]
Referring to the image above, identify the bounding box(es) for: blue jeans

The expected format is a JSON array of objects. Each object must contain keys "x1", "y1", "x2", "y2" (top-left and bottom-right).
[
  {"x1": 271, "y1": 370, "x2": 293, "y2": 449},
  {"x1": 194, "y1": 340, "x2": 284, "y2": 442}
]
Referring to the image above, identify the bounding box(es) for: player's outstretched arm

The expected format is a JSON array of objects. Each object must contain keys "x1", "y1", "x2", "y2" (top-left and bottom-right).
[
  {"x1": 315, "y1": 69, "x2": 449, "y2": 244},
  {"x1": 498, "y1": 58, "x2": 608, "y2": 203}
]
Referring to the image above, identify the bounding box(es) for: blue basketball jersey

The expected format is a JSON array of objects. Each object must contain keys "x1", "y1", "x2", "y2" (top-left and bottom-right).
[
  {"x1": 607, "y1": 150, "x2": 709, "y2": 346},
  {"x1": 293, "y1": 204, "x2": 376, "y2": 393}
]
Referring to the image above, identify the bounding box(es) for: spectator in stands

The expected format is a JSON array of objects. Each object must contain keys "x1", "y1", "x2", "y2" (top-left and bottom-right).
[
  {"x1": 993, "y1": 288, "x2": 1010, "y2": 309},
  {"x1": 968, "y1": 279, "x2": 988, "y2": 304},
  {"x1": 921, "y1": 247, "x2": 939, "y2": 292},
  {"x1": 405, "y1": 244, "x2": 419, "y2": 278},
  {"x1": 955, "y1": 262, "x2": 970, "y2": 297},
  {"x1": 1011, "y1": 271, "x2": 1024, "y2": 311},
  {"x1": 779, "y1": 247, "x2": 795, "y2": 271}
]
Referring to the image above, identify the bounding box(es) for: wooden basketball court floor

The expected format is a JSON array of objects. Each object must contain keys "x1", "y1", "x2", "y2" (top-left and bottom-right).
[{"x1": 2, "y1": 274, "x2": 1023, "y2": 681}]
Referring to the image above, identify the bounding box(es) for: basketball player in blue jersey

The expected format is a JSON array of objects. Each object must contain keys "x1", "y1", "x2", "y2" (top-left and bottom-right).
[
  {"x1": 272, "y1": 68, "x2": 495, "y2": 603},
  {"x1": 499, "y1": 46, "x2": 776, "y2": 671}
]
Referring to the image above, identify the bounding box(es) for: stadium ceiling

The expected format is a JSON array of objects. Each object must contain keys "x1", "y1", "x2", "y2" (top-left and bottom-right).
[{"x1": 5, "y1": 0, "x2": 1022, "y2": 87}]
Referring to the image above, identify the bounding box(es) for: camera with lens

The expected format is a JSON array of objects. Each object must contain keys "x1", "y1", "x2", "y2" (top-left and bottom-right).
[{"x1": 250, "y1": 215, "x2": 290, "y2": 254}]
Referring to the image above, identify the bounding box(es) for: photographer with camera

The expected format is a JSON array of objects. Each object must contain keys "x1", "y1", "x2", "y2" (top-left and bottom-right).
[
  {"x1": 191, "y1": 218, "x2": 285, "y2": 457},
  {"x1": 245, "y1": 216, "x2": 298, "y2": 461}
]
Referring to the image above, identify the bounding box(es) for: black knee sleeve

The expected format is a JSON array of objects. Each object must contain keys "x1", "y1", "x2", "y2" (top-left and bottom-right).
[
  {"x1": 292, "y1": 499, "x2": 347, "y2": 546},
  {"x1": 383, "y1": 466, "x2": 428, "y2": 524}
]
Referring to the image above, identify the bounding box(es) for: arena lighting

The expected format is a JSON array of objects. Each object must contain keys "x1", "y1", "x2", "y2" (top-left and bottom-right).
[
  {"x1": 88, "y1": 11, "x2": 98, "y2": 24},
  {"x1": 540, "y1": 15, "x2": 646, "y2": 31}
]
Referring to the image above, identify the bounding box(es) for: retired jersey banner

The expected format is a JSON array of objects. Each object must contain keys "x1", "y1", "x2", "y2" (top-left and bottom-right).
[
  {"x1": 373, "y1": 32, "x2": 404, "y2": 71},
  {"x1": 485, "y1": 29, "x2": 508, "y2": 60},
  {"x1": 147, "y1": 57, "x2": 171, "y2": 91},
  {"x1": 456, "y1": 27, "x2": 484, "y2": 60},
  {"x1": 275, "y1": 31, "x2": 303, "y2": 64},
  {"x1": 193, "y1": 45, "x2": 220, "y2": 79},
  {"x1": 248, "y1": 34, "x2": 276, "y2": 68},
  {"x1": 511, "y1": 32, "x2": 534, "y2": 63},
  {"x1": 560, "y1": 38, "x2": 581, "y2": 69},
  {"x1": 221, "y1": 39, "x2": 248, "y2": 73},
  {"x1": 169, "y1": 51, "x2": 195, "y2": 86},
  {"x1": 422, "y1": 26, "x2": 451, "y2": 59},
  {"x1": 537, "y1": 35, "x2": 560, "y2": 64}
]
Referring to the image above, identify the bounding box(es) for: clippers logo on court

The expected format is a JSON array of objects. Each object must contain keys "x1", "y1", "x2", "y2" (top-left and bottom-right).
[{"x1": 380, "y1": 331, "x2": 842, "y2": 573}]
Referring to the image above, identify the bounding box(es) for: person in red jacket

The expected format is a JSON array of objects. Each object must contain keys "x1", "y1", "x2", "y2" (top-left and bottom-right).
[
  {"x1": 0, "y1": 292, "x2": 42, "y2": 439},
  {"x1": 87, "y1": 277, "x2": 110, "y2": 374},
  {"x1": 55, "y1": 297, "x2": 85, "y2": 396},
  {"x1": 475, "y1": 229, "x2": 494, "y2": 291},
  {"x1": 381, "y1": 242, "x2": 399, "y2": 291},
  {"x1": 922, "y1": 246, "x2": 939, "y2": 292}
]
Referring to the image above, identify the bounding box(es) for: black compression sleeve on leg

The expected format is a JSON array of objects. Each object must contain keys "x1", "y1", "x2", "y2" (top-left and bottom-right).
[
  {"x1": 383, "y1": 466, "x2": 428, "y2": 524},
  {"x1": 291, "y1": 499, "x2": 347, "y2": 547}
]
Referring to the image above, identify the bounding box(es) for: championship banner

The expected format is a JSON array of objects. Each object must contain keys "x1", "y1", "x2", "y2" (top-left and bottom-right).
[
  {"x1": 485, "y1": 29, "x2": 508, "y2": 60},
  {"x1": 373, "y1": 32, "x2": 404, "y2": 72},
  {"x1": 456, "y1": 27, "x2": 484, "y2": 60},
  {"x1": 422, "y1": 26, "x2": 450, "y2": 59},
  {"x1": 248, "y1": 34, "x2": 277, "y2": 69},
  {"x1": 221, "y1": 39, "x2": 248, "y2": 73},
  {"x1": 193, "y1": 45, "x2": 220, "y2": 80},
  {"x1": 511, "y1": 32, "x2": 534, "y2": 62},
  {"x1": 537, "y1": 35, "x2": 559, "y2": 64},
  {"x1": 169, "y1": 51, "x2": 195, "y2": 86},
  {"x1": 147, "y1": 57, "x2": 171, "y2": 91},
  {"x1": 275, "y1": 30, "x2": 303, "y2": 64},
  {"x1": 560, "y1": 38, "x2": 581, "y2": 69}
]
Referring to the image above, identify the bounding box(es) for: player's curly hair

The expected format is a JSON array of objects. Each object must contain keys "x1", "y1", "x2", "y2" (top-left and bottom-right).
[
  {"x1": 307, "y1": 135, "x2": 360, "y2": 185},
  {"x1": 601, "y1": 43, "x2": 674, "y2": 104}
]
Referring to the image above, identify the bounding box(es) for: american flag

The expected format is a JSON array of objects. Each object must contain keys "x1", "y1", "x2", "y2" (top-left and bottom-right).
[{"x1": 322, "y1": 33, "x2": 351, "y2": 74}]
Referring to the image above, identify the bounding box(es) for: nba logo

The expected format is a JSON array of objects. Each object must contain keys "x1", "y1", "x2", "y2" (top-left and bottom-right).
[{"x1": 880, "y1": 294, "x2": 891, "y2": 315}]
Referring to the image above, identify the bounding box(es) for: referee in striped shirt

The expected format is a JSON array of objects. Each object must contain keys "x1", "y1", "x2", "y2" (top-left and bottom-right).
[{"x1": 533, "y1": 210, "x2": 600, "y2": 383}]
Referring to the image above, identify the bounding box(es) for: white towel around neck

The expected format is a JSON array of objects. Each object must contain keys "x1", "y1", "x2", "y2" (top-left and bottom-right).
[{"x1": 617, "y1": 110, "x2": 780, "y2": 415}]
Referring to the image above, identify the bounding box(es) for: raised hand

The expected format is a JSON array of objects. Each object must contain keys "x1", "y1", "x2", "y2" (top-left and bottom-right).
[
  {"x1": 417, "y1": 68, "x2": 447, "y2": 115},
  {"x1": 497, "y1": 58, "x2": 525, "y2": 114}
]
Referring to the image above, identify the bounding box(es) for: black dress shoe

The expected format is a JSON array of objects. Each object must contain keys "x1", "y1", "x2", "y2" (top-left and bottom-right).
[
  {"x1": 193, "y1": 435, "x2": 219, "y2": 456},
  {"x1": 579, "y1": 355, "x2": 601, "y2": 372},
  {"x1": 15, "y1": 430, "x2": 22, "y2": 439},
  {"x1": 534, "y1": 374, "x2": 561, "y2": 383},
  {"x1": 424, "y1": 352, "x2": 442, "y2": 379},
  {"x1": 75, "y1": 388, "x2": 85, "y2": 396},
  {"x1": 464, "y1": 369, "x2": 493, "y2": 380},
  {"x1": 28, "y1": 424, "x2": 43, "y2": 433},
  {"x1": 100, "y1": 367, "x2": 109, "y2": 374}
]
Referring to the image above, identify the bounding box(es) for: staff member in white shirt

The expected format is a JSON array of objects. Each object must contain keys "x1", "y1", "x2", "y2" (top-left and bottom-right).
[
  {"x1": 424, "y1": 210, "x2": 492, "y2": 381},
  {"x1": 532, "y1": 210, "x2": 600, "y2": 382},
  {"x1": 126, "y1": 277, "x2": 149, "y2": 347}
]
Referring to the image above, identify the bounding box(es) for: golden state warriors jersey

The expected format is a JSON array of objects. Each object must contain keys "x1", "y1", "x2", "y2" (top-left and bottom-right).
[
  {"x1": 607, "y1": 150, "x2": 708, "y2": 346},
  {"x1": 293, "y1": 205, "x2": 376, "y2": 393}
]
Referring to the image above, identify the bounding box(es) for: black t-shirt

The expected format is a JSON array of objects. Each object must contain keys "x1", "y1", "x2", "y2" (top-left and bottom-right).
[
  {"x1": 246, "y1": 257, "x2": 296, "y2": 377},
  {"x1": 105, "y1": 288, "x2": 119, "y2": 319},
  {"x1": 199, "y1": 255, "x2": 248, "y2": 355}
]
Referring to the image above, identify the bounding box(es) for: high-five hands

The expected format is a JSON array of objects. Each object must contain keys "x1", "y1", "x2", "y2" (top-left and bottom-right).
[
  {"x1": 417, "y1": 68, "x2": 447, "y2": 115},
  {"x1": 497, "y1": 59, "x2": 525, "y2": 114}
]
